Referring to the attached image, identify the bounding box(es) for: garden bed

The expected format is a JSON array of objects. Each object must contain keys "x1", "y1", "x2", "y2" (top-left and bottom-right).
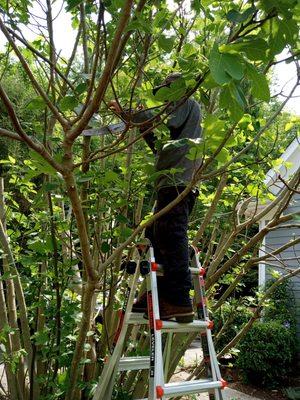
[
  {"x1": 229, "y1": 375, "x2": 300, "y2": 400},
  {"x1": 230, "y1": 382, "x2": 287, "y2": 400}
]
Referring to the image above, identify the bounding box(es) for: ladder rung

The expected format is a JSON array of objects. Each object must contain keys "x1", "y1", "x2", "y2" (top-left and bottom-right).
[
  {"x1": 161, "y1": 319, "x2": 208, "y2": 332},
  {"x1": 127, "y1": 313, "x2": 208, "y2": 332},
  {"x1": 156, "y1": 264, "x2": 200, "y2": 276},
  {"x1": 163, "y1": 379, "x2": 223, "y2": 396},
  {"x1": 118, "y1": 356, "x2": 150, "y2": 371},
  {"x1": 128, "y1": 312, "x2": 148, "y2": 325}
]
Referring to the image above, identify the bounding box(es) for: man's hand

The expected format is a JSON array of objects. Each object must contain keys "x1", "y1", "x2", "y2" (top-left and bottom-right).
[{"x1": 108, "y1": 100, "x2": 122, "y2": 114}]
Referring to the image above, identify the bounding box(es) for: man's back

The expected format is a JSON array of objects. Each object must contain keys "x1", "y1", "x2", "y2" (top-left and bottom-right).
[{"x1": 155, "y1": 98, "x2": 202, "y2": 189}]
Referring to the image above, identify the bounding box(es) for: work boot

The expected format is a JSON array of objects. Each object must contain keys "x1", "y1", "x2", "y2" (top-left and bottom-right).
[
  {"x1": 159, "y1": 298, "x2": 194, "y2": 323},
  {"x1": 132, "y1": 292, "x2": 148, "y2": 313}
]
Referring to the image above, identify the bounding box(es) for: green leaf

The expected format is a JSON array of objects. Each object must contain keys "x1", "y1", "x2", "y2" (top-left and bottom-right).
[
  {"x1": 269, "y1": 22, "x2": 286, "y2": 56},
  {"x1": 226, "y1": 6, "x2": 256, "y2": 23},
  {"x1": 112, "y1": 0, "x2": 124, "y2": 9},
  {"x1": 103, "y1": 171, "x2": 119, "y2": 184},
  {"x1": 279, "y1": 19, "x2": 298, "y2": 45},
  {"x1": 186, "y1": 146, "x2": 203, "y2": 161},
  {"x1": 215, "y1": 148, "x2": 230, "y2": 164},
  {"x1": 209, "y1": 44, "x2": 231, "y2": 85},
  {"x1": 75, "y1": 82, "x2": 87, "y2": 94},
  {"x1": 34, "y1": 330, "x2": 49, "y2": 346},
  {"x1": 237, "y1": 38, "x2": 268, "y2": 61},
  {"x1": 157, "y1": 35, "x2": 175, "y2": 53},
  {"x1": 220, "y1": 86, "x2": 244, "y2": 122},
  {"x1": 29, "y1": 151, "x2": 57, "y2": 176},
  {"x1": 229, "y1": 101, "x2": 243, "y2": 122},
  {"x1": 84, "y1": 343, "x2": 91, "y2": 351},
  {"x1": 229, "y1": 82, "x2": 247, "y2": 108},
  {"x1": 8, "y1": 155, "x2": 16, "y2": 165},
  {"x1": 203, "y1": 114, "x2": 226, "y2": 138},
  {"x1": 246, "y1": 64, "x2": 270, "y2": 102},
  {"x1": 27, "y1": 97, "x2": 45, "y2": 111},
  {"x1": 191, "y1": 0, "x2": 201, "y2": 12},
  {"x1": 58, "y1": 371, "x2": 67, "y2": 385},
  {"x1": 154, "y1": 78, "x2": 186, "y2": 102},
  {"x1": 126, "y1": 18, "x2": 152, "y2": 33},
  {"x1": 77, "y1": 176, "x2": 92, "y2": 183},
  {"x1": 60, "y1": 96, "x2": 78, "y2": 112},
  {"x1": 66, "y1": 0, "x2": 83, "y2": 11},
  {"x1": 182, "y1": 43, "x2": 198, "y2": 57},
  {"x1": 209, "y1": 44, "x2": 244, "y2": 85},
  {"x1": 44, "y1": 182, "x2": 59, "y2": 192},
  {"x1": 116, "y1": 214, "x2": 129, "y2": 224},
  {"x1": 224, "y1": 57, "x2": 244, "y2": 81},
  {"x1": 101, "y1": 242, "x2": 110, "y2": 253},
  {"x1": 0, "y1": 271, "x2": 17, "y2": 281},
  {"x1": 227, "y1": 9, "x2": 243, "y2": 22},
  {"x1": 221, "y1": 38, "x2": 268, "y2": 61}
]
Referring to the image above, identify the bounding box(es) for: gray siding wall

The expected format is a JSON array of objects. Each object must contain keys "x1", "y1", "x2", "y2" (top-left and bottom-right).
[{"x1": 264, "y1": 193, "x2": 300, "y2": 352}]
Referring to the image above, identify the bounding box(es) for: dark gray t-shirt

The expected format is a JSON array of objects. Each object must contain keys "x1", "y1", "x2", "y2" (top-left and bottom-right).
[{"x1": 133, "y1": 98, "x2": 202, "y2": 189}]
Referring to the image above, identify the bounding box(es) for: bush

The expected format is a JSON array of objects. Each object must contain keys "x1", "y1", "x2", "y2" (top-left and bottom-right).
[
  {"x1": 263, "y1": 278, "x2": 297, "y2": 329},
  {"x1": 214, "y1": 300, "x2": 252, "y2": 352},
  {"x1": 237, "y1": 320, "x2": 297, "y2": 388}
]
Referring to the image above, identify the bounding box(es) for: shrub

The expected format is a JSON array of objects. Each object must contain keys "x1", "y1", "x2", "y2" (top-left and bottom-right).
[
  {"x1": 237, "y1": 320, "x2": 297, "y2": 388},
  {"x1": 263, "y1": 278, "x2": 297, "y2": 329},
  {"x1": 214, "y1": 300, "x2": 252, "y2": 352}
]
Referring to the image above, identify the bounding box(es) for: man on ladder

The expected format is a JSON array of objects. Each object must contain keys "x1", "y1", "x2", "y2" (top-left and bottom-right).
[{"x1": 109, "y1": 72, "x2": 202, "y2": 323}]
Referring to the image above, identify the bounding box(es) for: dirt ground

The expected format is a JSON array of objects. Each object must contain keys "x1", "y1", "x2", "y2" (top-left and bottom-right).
[
  {"x1": 178, "y1": 341, "x2": 300, "y2": 400},
  {"x1": 230, "y1": 382, "x2": 287, "y2": 400}
]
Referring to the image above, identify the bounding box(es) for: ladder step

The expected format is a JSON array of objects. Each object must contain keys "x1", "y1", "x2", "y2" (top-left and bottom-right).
[
  {"x1": 127, "y1": 313, "x2": 209, "y2": 332},
  {"x1": 128, "y1": 312, "x2": 148, "y2": 325},
  {"x1": 160, "y1": 320, "x2": 208, "y2": 333},
  {"x1": 162, "y1": 379, "x2": 223, "y2": 397},
  {"x1": 156, "y1": 264, "x2": 200, "y2": 276},
  {"x1": 118, "y1": 356, "x2": 150, "y2": 371}
]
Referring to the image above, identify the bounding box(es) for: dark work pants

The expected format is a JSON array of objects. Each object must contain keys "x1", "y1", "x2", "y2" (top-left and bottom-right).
[{"x1": 145, "y1": 186, "x2": 197, "y2": 306}]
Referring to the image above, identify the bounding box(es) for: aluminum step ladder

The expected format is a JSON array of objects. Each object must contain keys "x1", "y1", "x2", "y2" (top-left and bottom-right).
[{"x1": 92, "y1": 244, "x2": 227, "y2": 400}]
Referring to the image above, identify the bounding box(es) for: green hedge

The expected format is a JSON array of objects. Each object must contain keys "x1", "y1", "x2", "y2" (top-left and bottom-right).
[
  {"x1": 237, "y1": 320, "x2": 297, "y2": 388},
  {"x1": 214, "y1": 301, "x2": 252, "y2": 352}
]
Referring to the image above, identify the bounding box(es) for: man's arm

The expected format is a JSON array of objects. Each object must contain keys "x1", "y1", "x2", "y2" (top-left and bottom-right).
[
  {"x1": 166, "y1": 100, "x2": 191, "y2": 139},
  {"x1": 131, "y1": 109, "x2": 157, "y2": 154},
  {"x1": 108, "y1": 101, "x2": 157, "y2": 154}
]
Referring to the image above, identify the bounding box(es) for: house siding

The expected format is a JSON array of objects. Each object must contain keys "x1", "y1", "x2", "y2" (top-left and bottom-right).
[{"x1": 264, "y1": 193, "x2": 300, "y2": 355}]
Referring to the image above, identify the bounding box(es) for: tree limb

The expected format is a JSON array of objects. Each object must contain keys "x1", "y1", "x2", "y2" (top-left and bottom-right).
[
  {"x1": 192, "y1": 173, "x2": 228, "y2": 246},
  {"x1": 67, "y1": 0, "x2": 134, "y2": 141},
  {"x1": 0, "y1": 128, "x2": 23, "y2": 141},
  {"x1": 0, "y1": 17, "x2": 69, "y2": 131},
  {"x1": 0, "y1": 84, "x2": 63, "y2": 172}
]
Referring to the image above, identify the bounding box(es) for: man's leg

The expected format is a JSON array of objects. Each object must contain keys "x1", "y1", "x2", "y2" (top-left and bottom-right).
[
  {"x1": 145, "y1": 216, "x2": 168, "y2": 298},
  {"x1": 133, "y1": 221, "x2": 166, "y2": 313},
  {"x1": 154, "y1": 187, "x2": 196, "y2": 308}
]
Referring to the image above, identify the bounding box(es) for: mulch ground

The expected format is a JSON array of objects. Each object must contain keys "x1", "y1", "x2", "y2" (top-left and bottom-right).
[
  {"x1": 220, "y1": 363, "x2": 300, "y2": 400},
  {"x1": 230, "y1": 382, "x2": 287, "y2": 400},
  {"x1": 229, "y1": 375, "x2": 300, "y2": 400}
]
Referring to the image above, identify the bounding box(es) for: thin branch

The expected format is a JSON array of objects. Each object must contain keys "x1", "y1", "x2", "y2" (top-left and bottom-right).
[
  {"x1": 207, "y1": 172, "x2": 300, "y2": 287},
  {"x1": 217, "y1": 266, "x2": 300, "y2": 359},
  {"x1": 0, "y1": 84, "x2": 63, "y2": 172},
  {"x1": 4, "y1": 28, "x2": 74, "y2": 91},
  {"x1": 199, "y1": 80, "x2": 299, "y2": 181},
  {"x1": 192, "y1": 173, "x2": 228, "y2": 246},
  {"x1": 67, "y1": 0, "x2": 134, "y2": 141},
  {"x1": 278, "y1": 174, "x2": 300, "y2": 194},
  {"x1": 0, "y1": 17, "x2": 69, "y2": 131},
  {"x1": 0, "y1": 128, "x2": 23, "y2": 141}
]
